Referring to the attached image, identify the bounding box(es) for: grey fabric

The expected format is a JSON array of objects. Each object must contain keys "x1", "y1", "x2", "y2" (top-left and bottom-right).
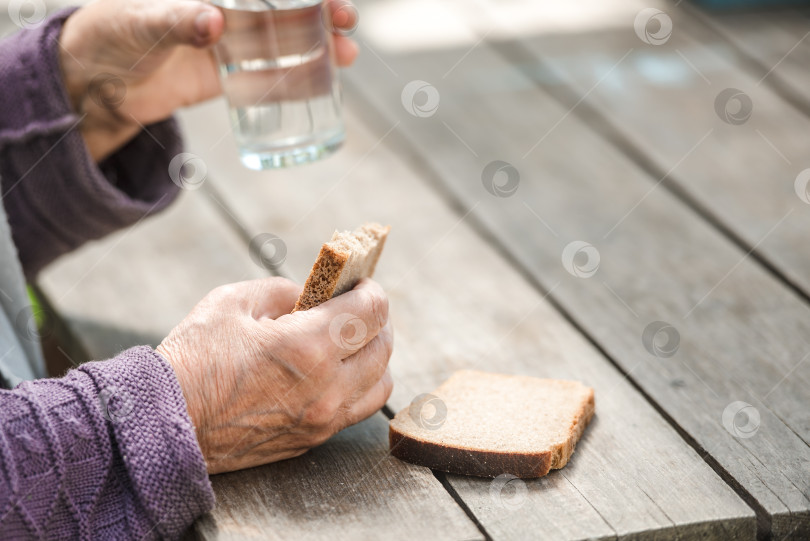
[{"x1": 0, "y1": 177, "x2": 46, "y2": 388}]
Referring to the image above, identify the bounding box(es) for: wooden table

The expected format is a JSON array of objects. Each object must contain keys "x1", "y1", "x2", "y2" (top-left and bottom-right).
[{"x1": 32, "y1": 0, "x2": 810, "y2": 539}]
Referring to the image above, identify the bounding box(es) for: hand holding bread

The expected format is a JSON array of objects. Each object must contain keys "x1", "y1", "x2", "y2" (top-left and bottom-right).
[
  {"x1": 157, "y1": 276, "x2": 393, "y2": 474},
  {"x1": 156, "y1": 223, "x2": 592, "y2": 480}
]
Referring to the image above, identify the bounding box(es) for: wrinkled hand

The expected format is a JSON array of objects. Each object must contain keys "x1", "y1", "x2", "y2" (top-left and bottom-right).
[
  {"x1": 156, "y1": 277, "x2": 393, "y2": 474},
  {"x1": 58, "y1": 0, "x2": 359, "y2": 160}
]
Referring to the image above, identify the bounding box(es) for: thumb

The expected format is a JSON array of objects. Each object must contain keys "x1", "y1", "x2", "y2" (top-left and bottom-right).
[{"x1": 141, "y1": 1, "x2": 225, "y2": 50}]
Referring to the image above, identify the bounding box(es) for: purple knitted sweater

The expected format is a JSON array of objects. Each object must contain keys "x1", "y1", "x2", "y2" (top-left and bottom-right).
[{"x1": 0, "y1": 8, "x2": 215, "y2": 540}]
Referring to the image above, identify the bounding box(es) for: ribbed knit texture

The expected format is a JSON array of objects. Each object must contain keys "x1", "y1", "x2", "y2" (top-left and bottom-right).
[
  {"x1": 0, "y1": 8, "x2": 215, "y2": 539},
  {"x1": 0, "y1": 347, "x2": 214, "y2": 539},
  {"x1": 0, "y1": 7, "x2": 182, "y2": 280}
]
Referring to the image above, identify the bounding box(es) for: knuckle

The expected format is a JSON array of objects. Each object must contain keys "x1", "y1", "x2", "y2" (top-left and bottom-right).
[
  {"x1": 309, "y1": 429, "x2": 334, "y2": 447},
  {"x1": 253, "y1": 319, "x2": 280, "y2": 344},
  {"x1": 137, "y1": 6, "x2": 171, "y2": 43},
  {"x1": 304, "y1": 393, "x2": 342, "y2": 429},
  {"x1": 365, "y1": 326, "x2": 393, "y2": 371},
  {"x1": 382, "y1": 372, "x2": 394, "y2": 400},
  {"x1": 380, "y1": 326, "x2": 394, "y2": 361},
  {"x1": 275, "y1": 276, "x2": 299, "y2": 290},
  {"x1": 358, "y1": 288, "x2": 388, "y2": 331},
  {"x1": 209, "y1": 283, "x2": 239, "y2": 301},
  {"x1": 204, "y1": 283, "x2": 252, "y2": 314},
  {"x1": 290, "y1": 337, "x2": 331, "y2": 372},
  {"x1": 365, "y1": 335, "x2": 392, "y2": 376}
]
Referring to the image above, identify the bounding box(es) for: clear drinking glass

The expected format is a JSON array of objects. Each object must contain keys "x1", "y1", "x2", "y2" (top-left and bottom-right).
[{"x1": 210, "y1": 0, "x2": 345, "y2": 170}]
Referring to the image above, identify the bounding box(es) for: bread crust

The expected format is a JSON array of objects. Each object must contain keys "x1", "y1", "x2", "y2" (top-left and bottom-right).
[
  {"x1": 293, "y1": 223, "x2": 390, "y2": 312},
  {"x1": 389, "y1": 427, "x2": 553, "y2": 478},
  {"x1": 388, "y1": 374, "x2": 596, "y2": 479},
  {"x1": 293, "y1": 245, "x2": 349, "y2": 311},
  {"x1": 551, "y1": 387, "x2": 595, "y2": 469}
]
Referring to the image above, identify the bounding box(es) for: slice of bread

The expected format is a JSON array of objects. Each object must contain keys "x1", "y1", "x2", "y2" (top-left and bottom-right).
[
  {"x1": 293, "y1": 223, "x2": 391, "y2": 312},
  {"x1": 389, "y1": 370, "x2": 595, "y2": 478}
]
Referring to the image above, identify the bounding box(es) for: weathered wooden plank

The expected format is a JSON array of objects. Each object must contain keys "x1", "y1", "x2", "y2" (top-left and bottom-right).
[
  {"x1": 508, "y1": 0, "x2": 810, "y2": 471},
  {"x1": 337, "y1": 12, "x2": 810, "y2": 538},
  {"x1": 38, "y1": 190, "x2": 264, "y2": 360},
  {"x1": 6, "y1": 1, "x2": 481, "y2": 537},
  {"x1": 36, "y1": 142, "x2": 481, "y2": 540},
  {"x1": 196, "y1": 414, "x2": 478, "y2": 541},
  {"x1": 178, "y1": 95, "x2": 754, "y2": 539},
  {"x1": 683, "y1": 4, "x2": 810, "y2": 113},
  {"x1": 510, "y1": 2, "x2": 810, "y2": 307}
]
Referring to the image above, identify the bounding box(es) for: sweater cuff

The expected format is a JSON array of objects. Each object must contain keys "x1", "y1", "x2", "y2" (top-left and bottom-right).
[
  {"x1": 0, "y1": 7, "x2": 182, "y2": 279},
  {"x1": 78, "y1": 346, "x2": 214, "y2": 538}
]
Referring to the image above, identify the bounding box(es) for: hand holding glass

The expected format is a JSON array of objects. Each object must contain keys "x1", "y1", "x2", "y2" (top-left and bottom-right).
[{"x1": 211, "y1": 0, "x2": 344, "y2": 170}]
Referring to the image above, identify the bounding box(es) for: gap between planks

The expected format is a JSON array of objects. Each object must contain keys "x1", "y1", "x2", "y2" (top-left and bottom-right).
[
  {"x1": 338, "y1": 8, "x2": 806, "y2": 535},
  {"x1": 342, "y1": 74, "x2": 772, "y2": 541},
  {"x1": 180, "y1": 96, "x2": 754, "y2": 537},
  {"x1": 482, "y1": 33, "x2": 810, "y2": 326},
  {"x1": 679, "y1": 2, "x2": 810, "y2": 117},
  {"x1": 381, "y1": 9, "x2": 810, "y2": 536}
]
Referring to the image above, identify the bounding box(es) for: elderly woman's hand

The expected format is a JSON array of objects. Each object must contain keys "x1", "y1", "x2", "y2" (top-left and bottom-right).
[
  {"x1": 156, "y1": 277, "x2": 393, "y2": 474},
  {"x1": 57, "y1": 0, "x2": 359, "y2": 161}
]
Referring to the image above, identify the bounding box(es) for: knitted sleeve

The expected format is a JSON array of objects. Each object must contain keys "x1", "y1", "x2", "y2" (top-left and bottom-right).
[
  {"x1": 0, "y1": 346, "x2": 214, "y2": 539},
  {"x1": 0, "y1": 8, "x2": 182, "y2": 280}
]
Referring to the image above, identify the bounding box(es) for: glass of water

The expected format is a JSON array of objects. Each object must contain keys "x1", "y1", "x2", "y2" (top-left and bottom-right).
[{"x1": 211, "y1": 0, "x2": 345, "y2": 170}]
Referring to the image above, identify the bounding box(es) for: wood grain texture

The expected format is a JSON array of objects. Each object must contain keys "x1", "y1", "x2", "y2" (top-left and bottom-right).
[
  {"x1": 339, "y1": 12, "x2": 810, "y2": 537},
  {"x1": 496, "y1": 7, "x2": 810, "y2": 536},
  {"x1": 535, "y1": 7, "x2": 810, "y2": 305},
  {"x1": 683, "y1": 4, "x2": 810, "y2": 114},
  {"x1": 38, "y1": 191, "x2": 264, "y2": 360},
  {"x1": 196, "y1": 413, "x2": 480, "y2": 541},
  {"x1": 506, "y1": 3, "x2": 810, "y2": 306},
  {"x1": 36, "y1": 138, "x2": 480, "y2": 539},
  {"x1": 177, "y1": 93, "x2": 754, "y2": 539}
]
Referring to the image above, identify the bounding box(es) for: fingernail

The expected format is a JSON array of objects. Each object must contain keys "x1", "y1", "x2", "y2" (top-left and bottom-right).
[{"x1": 195, "y1": 10, "x2": 211, "y2": 39}]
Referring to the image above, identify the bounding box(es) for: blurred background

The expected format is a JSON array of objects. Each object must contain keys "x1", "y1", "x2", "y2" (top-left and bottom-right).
[
  {"x1": 2, "y1": 0, "x2": 810, "y2": 538},
  {"x1": 2, "y1": 0, "x2": 805, "y2": 366}
]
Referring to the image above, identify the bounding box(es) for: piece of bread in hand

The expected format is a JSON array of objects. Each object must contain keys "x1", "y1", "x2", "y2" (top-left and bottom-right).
[
  {"x1": 293, "y1": 223, "x2": 391, "y2": 312},
  {"x1": 389, "y1": 370, "x2": 595, "y2": 478}
]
